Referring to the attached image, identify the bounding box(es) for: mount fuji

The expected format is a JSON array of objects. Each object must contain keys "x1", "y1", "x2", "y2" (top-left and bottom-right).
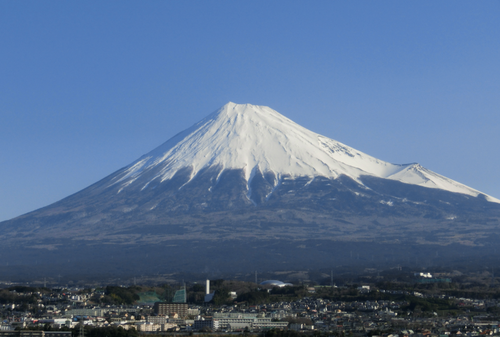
[{"x1": 1, "y1": 102, "x2": 500, "y2": 279}]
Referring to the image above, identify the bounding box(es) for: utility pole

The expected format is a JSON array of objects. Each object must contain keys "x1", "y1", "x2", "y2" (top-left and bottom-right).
[
  {"x1": 330, "y1": 270, "x2": 334, "y2": 295},
  {"x1": 79, "y1": 317, "x2": 85, "y2": 337}
]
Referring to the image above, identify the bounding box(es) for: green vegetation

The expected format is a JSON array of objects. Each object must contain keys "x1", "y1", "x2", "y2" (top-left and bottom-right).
[
  {"x1": 8, "y1": 286, "x2": 49, "y2": 293},
  {"x1": 236, "y1": 289, "x2": 270, "y2": 304},
  {"x1": 402, "y1": 296, "x2": 457, "y2": 312},
  {"x1": 102, "y1": 286, "x2": 140, "y2": 305}
]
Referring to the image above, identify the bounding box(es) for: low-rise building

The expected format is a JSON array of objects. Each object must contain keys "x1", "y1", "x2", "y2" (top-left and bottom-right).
[
  {"x1": 153, "y1": 303, "x2": 188, "y2": 318},
  {"x1": 193, "y1": 319, "x2": 219, "y2": 331}
]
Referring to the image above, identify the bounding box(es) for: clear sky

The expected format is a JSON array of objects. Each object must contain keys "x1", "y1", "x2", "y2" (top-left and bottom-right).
[{"x1": 1, "y1": 1, "x2": 499, "y2": 222}]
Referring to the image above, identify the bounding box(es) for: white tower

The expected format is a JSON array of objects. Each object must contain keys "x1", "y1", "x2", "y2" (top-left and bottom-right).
[{"x1": 204, "y1": 279, "x2": 214, "y2": 302}]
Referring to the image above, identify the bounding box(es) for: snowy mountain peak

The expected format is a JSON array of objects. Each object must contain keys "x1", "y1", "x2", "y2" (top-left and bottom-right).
[{"x1": 112, "y1": 102, "x2": 499, "y2": 203}]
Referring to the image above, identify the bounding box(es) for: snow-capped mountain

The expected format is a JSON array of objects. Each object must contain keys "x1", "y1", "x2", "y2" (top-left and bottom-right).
[
  {"x1": 1, "y1": 102, "x2": 500, "y2": 278},
  {"x1": 111, "y1": 102, "x2": 498, "y2": 203}
]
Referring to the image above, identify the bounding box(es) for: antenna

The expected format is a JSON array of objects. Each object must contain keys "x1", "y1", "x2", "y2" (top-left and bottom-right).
[{"x1": 183, "y1": 281, "x2": 187, "y2": 303}]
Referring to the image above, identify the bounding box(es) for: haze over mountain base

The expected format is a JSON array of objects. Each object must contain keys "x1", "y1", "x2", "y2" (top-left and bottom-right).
[{"x1": 1, "y1": 239, "x2": 500, "y2": 282}]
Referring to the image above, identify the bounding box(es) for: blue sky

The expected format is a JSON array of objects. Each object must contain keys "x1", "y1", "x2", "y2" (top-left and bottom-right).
[{"x1": 1, "y1": 1, "x2": 499, "y2": 221}]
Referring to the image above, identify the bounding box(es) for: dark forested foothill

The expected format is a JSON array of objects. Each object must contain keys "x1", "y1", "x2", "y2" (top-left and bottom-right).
[
  {"x1": 103, "y1": 286, "x2": 140, "y2": 305},
  {"x1": 236, "y1": 289, "x2": 271, "y2": 304}
]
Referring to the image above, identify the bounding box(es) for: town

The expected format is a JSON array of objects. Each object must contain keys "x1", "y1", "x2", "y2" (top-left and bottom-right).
[{"x1": 1, "y1": 268, "x2": 500, "y2": 337}]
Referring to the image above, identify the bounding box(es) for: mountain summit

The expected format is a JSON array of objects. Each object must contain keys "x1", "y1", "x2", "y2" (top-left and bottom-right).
[{"x1": 1, "y1": 102, "x2": 500, "y2": 278}]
